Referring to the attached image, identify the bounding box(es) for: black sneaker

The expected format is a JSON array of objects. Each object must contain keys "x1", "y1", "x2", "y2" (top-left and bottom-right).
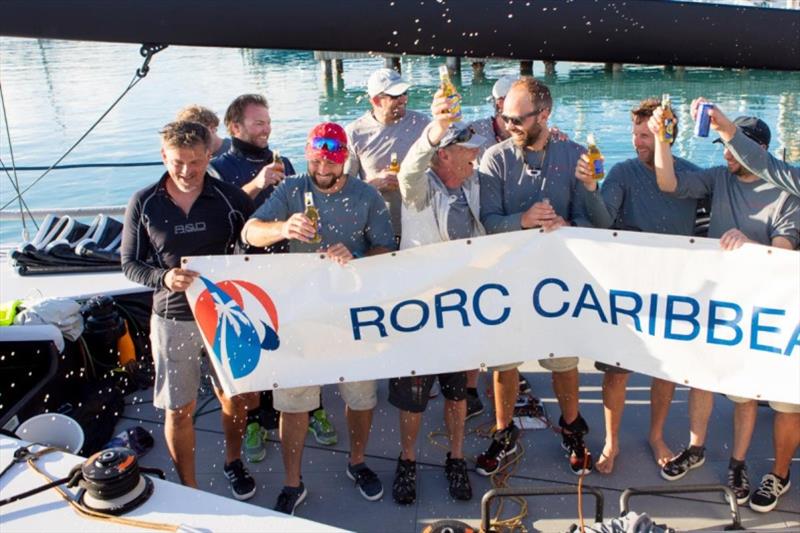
[
  {"x1": 726, "y1": 461, "x2": 751, "y2": 505},
  {"x1": 475, "y1": 421, "x2": 520, "y2": 476},
  {"x1": 661, "y1": 446, "x2": 705, "y2": 481},
  {"x1": 466, "y1": 391, "x2": 484, "y2": 421},
  {"x1": 750, "y1": 473, "x2": 791, "y2": 513},
  {"x1": 519, "y1": 375, "x2": 532, "y2": 395},
  {"x1": 347, "y1": 462, "x2": 384, "y2": 501},
  {"x1": 560, "y1": 415, "x2": 593, "y2": 476},
  {"x1": 274, "y1": 483, "x2": 307, "y2": 515},
  {"x1": 392, "y1": 456, "x2": 417, "y2": 505},
  {"x1": 222, "y1": 459, "x2": 256, "y2": 501},
  {"x1": 445, "y1": 453, "x2": 472, "y2": 501}
]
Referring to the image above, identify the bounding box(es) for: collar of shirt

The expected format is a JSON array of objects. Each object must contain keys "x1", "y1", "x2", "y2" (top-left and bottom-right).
[
  {"x1": 231, "y1": 137, "x2": 272, "y2": 162},
  {"x1": 156, "y1": 172, "x2": 218, "y2": 199}
]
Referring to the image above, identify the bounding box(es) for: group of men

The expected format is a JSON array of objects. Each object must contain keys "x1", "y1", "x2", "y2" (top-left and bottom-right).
[{"x1": 120, "y1": 66, "x2": 799, "y2": 517}]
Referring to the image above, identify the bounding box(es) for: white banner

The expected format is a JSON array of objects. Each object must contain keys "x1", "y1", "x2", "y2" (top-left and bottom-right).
[{"x1": 185, "y1": 228, "x2": 800, "y2": 404}]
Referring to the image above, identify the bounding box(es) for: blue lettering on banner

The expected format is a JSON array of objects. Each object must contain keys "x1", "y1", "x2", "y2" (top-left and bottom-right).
[
  {"x1": 751, "y1": 307, "x2": 785, "y2": 354},
  {"x1": 664, "y1": 295, "x2": 700, "y2": 341},
  {"x1": 435, "y1": 289, "x2": 469, "y2": 328},
  {"x1": 572, "y1": 283, "x2": 608, "y2": 323},
  {"x1": 609, "y1": 290, "x2": 643, "y2": 332},
  {"x1": 350, "y1": 306, "x2": 387, "y2": 340},
  {"x1": 390, "y1": 299, "x2": 430, "y2": 333},
  {"x1": 473, "y1": 283, "x2": 511, "y2": 325},
  {"x1": 707, "y1": 300, "x2": 743, "y2": 346},
  {"x1": 532, "y1": 278, "x2": 569, "y2": 317},
  {"x1": 785, "y1": 323, "x2": 800, "y2": 356}
]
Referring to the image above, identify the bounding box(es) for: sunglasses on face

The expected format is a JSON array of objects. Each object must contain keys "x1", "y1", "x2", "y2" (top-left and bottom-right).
[
  {"x1": 310, "y1": 136, "x2": 346, "y2": 152},
  {"x1": 501, "y1": 108, "x2": 545, "y2": 126}
]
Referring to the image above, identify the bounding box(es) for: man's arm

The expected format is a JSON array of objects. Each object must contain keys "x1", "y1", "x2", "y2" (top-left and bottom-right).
[
  {"x1": 575, "y1": 155, "x2": 618, "y2": 228},
  {"x1": 240, "y1": 163, "x2": 285, "y2": 200},
  {"x1": 648, "y1": 107, "x2": 678, "y2": 193},
  {"x1": 242, "y1": 214, "x2": 315, "y2": 248},
  {"x1": 120, "y1": 194, "x2": 168, "y2": 289}
]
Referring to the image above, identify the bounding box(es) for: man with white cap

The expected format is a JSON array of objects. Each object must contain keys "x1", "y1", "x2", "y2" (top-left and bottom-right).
[
  {"x1": 388, "y1": 89, "x2": 486, "y2": 505},
  {"x1": 345, "y1": 67, "x2": 430, "y2": 241},
  {"x1": 469, "y1": 75, "x2": 515, "y2": 155}
]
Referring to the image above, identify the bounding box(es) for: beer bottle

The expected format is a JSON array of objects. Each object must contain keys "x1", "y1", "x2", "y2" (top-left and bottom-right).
[
  {"x1": 438, "y1": 65, "x2": 462, "y2": 122},
  {"x1": 271, "y1": 149, "x2": 285, "y2": 173},
  {"x1": 660, "y1": 94, "x2": 676, "y2": 144},
  {"x1": 303, "y1": 192, "x2": 321, "y2": 244},
  {"x1": 586, "y1": 134, "x2": 605, "y2": 180},
  {"x1": 387, "y1": 152, "x2": 400, "y2": 173}
]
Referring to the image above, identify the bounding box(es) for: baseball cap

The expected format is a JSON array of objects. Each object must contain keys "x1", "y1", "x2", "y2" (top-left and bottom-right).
[
  {"x1": 491, "y1": 76, "x2": 516, "y2": 100},
  {"x1": 305, "y1": 122, "x2": 349, "y2": 164},
  {"x1": 714, "y1": 116, "x2": 771, "y2": 147},
  {"x1": 440, "y1": 122, "x2": 487, "y2": 149},
  {"x1": 366, "y1": 68, "x2": 410, "y2": 98}
]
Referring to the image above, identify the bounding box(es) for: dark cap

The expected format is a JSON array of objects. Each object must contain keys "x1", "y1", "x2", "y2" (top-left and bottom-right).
[{"x1": 714, "y1": 116, "x2": 771, "y2": 147}]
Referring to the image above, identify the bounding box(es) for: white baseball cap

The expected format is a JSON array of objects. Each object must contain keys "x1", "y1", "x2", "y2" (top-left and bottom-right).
[
  {"x1": 367, "y1": 68, "x2": 411, "y2": 98},
  {"x1": 491, "y1": 76, "x2": 516, "y2": 100}
]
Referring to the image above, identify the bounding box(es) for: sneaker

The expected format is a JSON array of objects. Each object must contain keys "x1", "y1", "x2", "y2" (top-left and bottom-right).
[
  {"x1": 347, "y1": 462, "x2": 384, "y2": 501},
  {"x1": 243, "y1": 422, "x2": 267, "y2": 463},
  {"x1": 560, "y1": 415, "x2": 593, "y2": 476},
  {"x1": 308, "y1": 408, "x2": 338, "y2": 446},
  {"x1": 726, "y1": 461, "x2": 751, "y2": 505},
  {"x1": 475, "y1": 422, "x2": 520, "y2": 476},
  {"x1": 223, "y1": 459, "x2": 256, "y2": 501},
  {"x1": 661, "y1": 446, "x2": 705, "y2": 481},
  {"x1": 466, "y1": 391, "x2": 484, "y2": 421},
  {"x1": 274, "y1": 483, "x2": 307, "y2": 515},
  {"x1": 429, "y1": 381, "x2": 440, "y2": 399},
  {"x1": 750, "y1": 473, "x2": 791, "y2": 513},
  {"x1": 519, "y1": 375, "x2": 532, "y2": 395},
  {"x1": 392, "y1": 456, "x2": 417, "y2": 505},
  {"x1": 445, "y1": 453, "x2": 472, "y2": 500}
]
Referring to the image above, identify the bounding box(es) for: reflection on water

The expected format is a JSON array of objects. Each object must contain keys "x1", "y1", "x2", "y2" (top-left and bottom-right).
[{"x1": 1, "y1": 38, "x2": 798, "y2": 242}]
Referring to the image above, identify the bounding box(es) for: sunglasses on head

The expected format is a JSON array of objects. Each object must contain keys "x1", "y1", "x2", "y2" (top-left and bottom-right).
[
  {"x1": 443, "y1": 126, "x2": 476, "y2": 147},
  {"x1": 384, "y1": 91, "x2": 408, "y2": 100},
  {"x1": 500, "y1": 108, "x2": 546, "y2": 126},
  {"x1": 310, "y1": 136, "x2": 346, "y2": 152}
]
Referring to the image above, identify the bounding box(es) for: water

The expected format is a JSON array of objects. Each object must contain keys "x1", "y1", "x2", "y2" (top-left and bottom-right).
[{"x1": 1, "y1": 37, "x2": 799, "y2": 244}]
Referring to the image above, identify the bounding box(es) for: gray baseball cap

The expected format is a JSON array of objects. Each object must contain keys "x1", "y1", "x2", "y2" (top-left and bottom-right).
[
  {"x1": 440, "y1": 122, "x2": 486, "y2": 149},
  {"x1": 367, "y1": 68, "x2": 410, "y2": 98}
]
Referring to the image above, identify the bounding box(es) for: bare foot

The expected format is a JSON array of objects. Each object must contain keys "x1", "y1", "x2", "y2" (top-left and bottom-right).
[
  {"x1": 649, "y1": 438, "x2": 674, "y2": 467},
  {"x1": 595, "y1": 445, "x2": 618, "y2": 474}
]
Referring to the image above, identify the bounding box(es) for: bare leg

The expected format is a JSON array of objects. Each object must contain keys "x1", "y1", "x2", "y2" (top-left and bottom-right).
[
  {"x1": 466, "y1": 369, "x2": 479, "y2": 389},
  {"x1": 164, "y1": 400, "x2": 198, "y2": 487},
  {"x1": 650, "y1": 378, "x2": 676, "y2": 466},
  {"x1": 552, "y1": 368, "x2": 580, "y2": 424},
  {"x1": 494, "y1": 368, "x2": 519, "y2": 430},
  {"x1": 279, "y1": 411, "x2": 308, "y2": 487},
  {"x1": 398, "y1": 410, "x2": 422, "y2": 462},
  {"x1": 688, "y1": 388, "x2": 714, "y2": 448},
  {"x1": 216, "y1": 389, "x2": 257, "y2": 464},
  {"x1": 346, "y1": 407, "x2": 373, "y2": 465},
  {"x1": 731, "y1": 400, "x2": 758, "y2": 462},
  {"x1": 444, "y1": 398, "x2": 466, "y2": 459},
  {"x1": 773, "y1": 411, "x2": 800, "y2": 478},
  {"x1": 596, "y1": 372, "x2": 629, "y2": 474}
]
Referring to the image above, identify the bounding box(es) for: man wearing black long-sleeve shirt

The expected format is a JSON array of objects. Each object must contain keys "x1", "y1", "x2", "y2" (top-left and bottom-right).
[{"x1": 121, "y1": 120, "x2": 259, "y2": 501}]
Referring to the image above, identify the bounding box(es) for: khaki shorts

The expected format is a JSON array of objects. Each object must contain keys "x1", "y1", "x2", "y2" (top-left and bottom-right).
[
  {"x1": 770, "y1": 401, "x2": 800, "y2": 414},
  {"x1": 150, "y1": 314, "x2": 219, "y2": 410},
  {"x1": 273, "y1": 380, "x2": 377, "y2": 413},
  {"x1": 538, "y1": 356, "x2": 580, "y2": 373},
  {"x1": 492, "y1": 361, "x2": 522, "y2": 372},
  {"x1": 727, "y1": 394, "x2": 755, "y2": 404}
]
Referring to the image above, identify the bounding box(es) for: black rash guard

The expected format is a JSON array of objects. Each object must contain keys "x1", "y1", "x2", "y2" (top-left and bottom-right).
[{"x1": 121, "y1": 172, "x2": 254, "y2": 320}]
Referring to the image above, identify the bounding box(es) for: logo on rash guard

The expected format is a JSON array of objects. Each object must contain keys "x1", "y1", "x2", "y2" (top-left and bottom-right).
[
  {"x1": 174, "y1": 222, "x2": 207, "y2": 234},
  {"x1": 194, "y1": 277, "x2": 280, "y2": 379}
]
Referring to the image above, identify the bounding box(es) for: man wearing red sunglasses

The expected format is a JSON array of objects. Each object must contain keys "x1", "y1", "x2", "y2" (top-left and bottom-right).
[{"x1": 241, "y1": 122, "x2": 395, "y2": 516}]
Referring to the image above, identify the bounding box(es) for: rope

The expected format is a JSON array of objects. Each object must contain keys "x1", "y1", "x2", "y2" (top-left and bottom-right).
[
  {"x1": 0, "y1": 156, "x2": 38, "y2": 229},
  {"x1": 0, "y1": 80, "x2": 35, "y2": 237},
  {"x1": 0, "y1": 44, "x2": 166, "y2": 213},
  {"x1": 8, "y1": 161, "x2": 162, "y2": 171}
]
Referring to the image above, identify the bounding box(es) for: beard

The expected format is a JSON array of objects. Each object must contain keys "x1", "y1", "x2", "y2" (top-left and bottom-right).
[
  {"x1": 312, "y1": 169, "x2": 344, "y2": 190},
  {"x1": 512, "y1": 121, "x2": 544, "y2": 148}
]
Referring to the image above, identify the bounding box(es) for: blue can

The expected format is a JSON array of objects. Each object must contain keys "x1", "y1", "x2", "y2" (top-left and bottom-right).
[{"x1": 695, "y1": 102, "x2": 713, "y2": 137}]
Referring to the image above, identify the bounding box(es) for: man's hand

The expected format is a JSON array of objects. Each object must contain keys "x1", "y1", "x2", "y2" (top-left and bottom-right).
[
  {"x1": 280, "y1": 213, "x2": 316, "y2": 242},
  {"x1": 367, "y1": 169, "x2": 399, "y2": 192},
  {"x1": 719, "y1": 228, "x2": 753, "y2": 250},
  {"x1": 691, "y1": 97, "x2": 736, "y2": 142},
  {"x1": 249, "y1": 164, "x2": 285, "y2": 191},
  {"x1": 542, "y1": 215, "x2": 568, "y2": 233},
  {"x1": 647, "y1": 107, "x2": 665, "y2": 138},
  {"x1": 521, "y1": 200, "x2": 557, "y2": 229},
  {"x1": 426, "y1": 89, "x2": 461, "y2": 146},
  {"x1": 323, "y1": 242, "x2": 354, "y2": 265},
  {"x1": 574, "y1": 154, "x2": 598, "y2": 192},
  {"x1": 164, "y1": 268, "x2": 199, "y2": 292}
]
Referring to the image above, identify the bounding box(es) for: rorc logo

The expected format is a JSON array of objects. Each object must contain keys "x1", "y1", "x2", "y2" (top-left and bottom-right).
[{"x1": 195, "y1": 277, "x2": 280, "y2": 379}]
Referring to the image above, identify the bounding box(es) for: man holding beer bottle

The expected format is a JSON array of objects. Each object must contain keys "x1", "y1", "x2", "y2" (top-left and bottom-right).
[
  {"x1": 345, "y1": 68, "x2": 430, "y2": 241},
  {"x1": 478, "y1": 77, "x2": 595, "y2": 477},
  {"x1": 241, "y1": 122, "x2": 395, "y2": 515}
]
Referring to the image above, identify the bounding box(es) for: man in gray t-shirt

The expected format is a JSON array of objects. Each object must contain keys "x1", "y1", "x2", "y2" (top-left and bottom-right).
[
  {"x1": 475, "y1": 78, "x2": 594, "y2": 478},
  {"x1": 242, "y1": 122, "x2": 395, "y2": 513},
  {"x1": 651, "y1": 109, "x2": 800, "y2": 502},
  {"x1": 345, "y1": 68, "x2": 430, "y2": 239}
]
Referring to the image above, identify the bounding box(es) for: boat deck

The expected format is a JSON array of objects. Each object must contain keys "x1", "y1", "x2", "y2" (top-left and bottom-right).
[{"x1": 116, "y1": 360, "x2": 799, "y2": 532}]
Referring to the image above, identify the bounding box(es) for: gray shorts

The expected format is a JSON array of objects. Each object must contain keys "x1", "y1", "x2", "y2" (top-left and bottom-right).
[
  {"x1": 539, "y1": 356, "x2": 580, "y2": 372},
  {"x1": 150, "y1": 314, "x2": 218, "y2": 410}
]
